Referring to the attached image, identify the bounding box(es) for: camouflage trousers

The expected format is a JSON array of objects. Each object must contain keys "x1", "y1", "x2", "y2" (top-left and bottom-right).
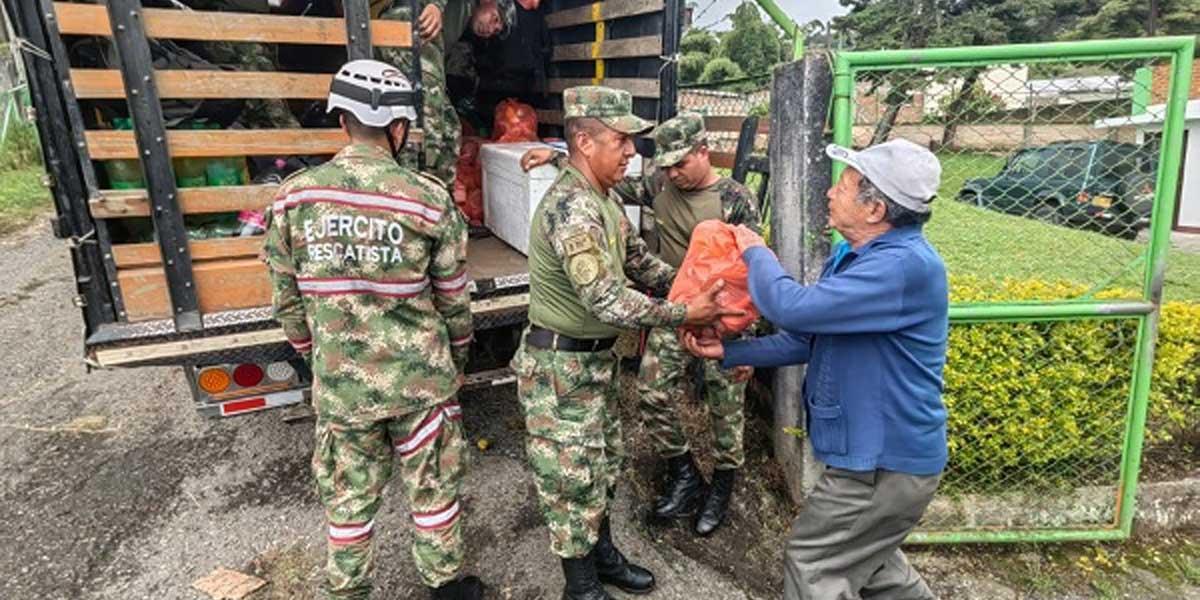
[
  {"x1": 379, "y1": 7, "x2": 461, "y2": 189},
  {"x1": 312, "y1": 399, "x2": 467, "y2": 598},
  {"x1": 636, "y1": 327, "x2": 747, "y2": 469},
  {"x1": 511, "y1": 338, "x2": 623, "y2": 559}
]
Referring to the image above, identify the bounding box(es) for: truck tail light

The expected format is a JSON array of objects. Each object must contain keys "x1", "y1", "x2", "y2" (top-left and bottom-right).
[
  {"x1": 232, "y1": 364, "x2": 265, "y2": 388},
  {"x1": 198, "y1": 367, "x2": 231, "y2": 394},
  {"x1": 266, "y1": 361, "x2": 296, "y2": 382}
]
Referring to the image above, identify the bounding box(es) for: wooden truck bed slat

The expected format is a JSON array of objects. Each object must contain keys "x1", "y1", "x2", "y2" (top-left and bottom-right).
[
  {"x1": 52, "y1": 2, "x2": 412, "y2": 46},
  {"x1": 83, "y1": 128, "x2": 421, "y2": 160}
]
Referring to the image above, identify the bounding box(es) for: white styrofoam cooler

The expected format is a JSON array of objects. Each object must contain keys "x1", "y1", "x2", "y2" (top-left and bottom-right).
[{"x1": 481, "y1": 142, "x2": 642, "y2": 255}]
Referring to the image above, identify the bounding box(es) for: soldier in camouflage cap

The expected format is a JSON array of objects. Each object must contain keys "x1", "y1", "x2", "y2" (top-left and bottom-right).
[
  {"x1": 523, "y1": 110, "x2": 762, "y2": 539},
  {"x1": 265, "y1": 60, "x2": 483, "y2": 600},
  {"x1": 651, "y1": 110, "x2": 708, "y2": 168},
  {"x1": 633, "y1": 112, "x2": 760, "y2": 537},
  {"x1": 511, "y1": 87, "x2": 738, "y2": 600}
]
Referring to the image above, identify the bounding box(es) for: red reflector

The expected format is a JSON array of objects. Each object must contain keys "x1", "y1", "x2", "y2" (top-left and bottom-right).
[
  {"x1": 221, "y1": 397, "x2": 267, "y2": 416},
  {"x1": 233, "y1": 364, "x2": 265, "y2": 388}
]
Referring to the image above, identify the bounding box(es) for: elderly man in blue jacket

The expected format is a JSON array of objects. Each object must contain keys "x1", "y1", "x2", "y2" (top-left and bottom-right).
[{"x1": 683, "y1": 139, "x2": 949, "y2": 599}]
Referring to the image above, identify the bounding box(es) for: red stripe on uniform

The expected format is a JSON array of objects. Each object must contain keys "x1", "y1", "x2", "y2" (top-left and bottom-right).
[{"x1": 412, "y1": 500, "x2": 461, "y2": 531}]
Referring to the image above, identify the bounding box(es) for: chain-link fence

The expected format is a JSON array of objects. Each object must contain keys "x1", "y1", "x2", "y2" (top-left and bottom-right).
[
  {"x1": 852, "y1": 58, "x2": 1172, "y2": 303},
  {"x1": 834, "y1": 39, "x2": 1194, "y2": 542}
]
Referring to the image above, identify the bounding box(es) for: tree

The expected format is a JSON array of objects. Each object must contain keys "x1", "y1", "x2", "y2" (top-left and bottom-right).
[
  {"x1": 680, "y1": 29, "x2": 719, "y2": 57},
  {"x1": 1065, "y1": 0, "x2": 1200, "y2": 55},
  {"x1": 679, "y1": 51, "x2": 708, "y2": 85},
  {"x1": 700, "y1": 57, "x2": 745, "y2": 86},
  {"x1": 832, "y1": 0, "x2": 1093, "y2": 143},
  {"x1": 719, "y1": 2, "x2": 782, "y2": 78}
]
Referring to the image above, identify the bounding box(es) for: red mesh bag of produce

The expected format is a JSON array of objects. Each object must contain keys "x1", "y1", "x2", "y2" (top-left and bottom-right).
[
  {"x1": 667, "y1": 220, "x2": 759, "y2": 334},
  {"x1": 493, "y1": 98, "x2": 538, "y2": 142},
  {"x1": 453, "y1": 136, "x2": 484, "y2": 225}
]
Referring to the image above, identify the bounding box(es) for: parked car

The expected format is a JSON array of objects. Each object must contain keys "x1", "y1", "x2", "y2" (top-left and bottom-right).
[{"x1": 957, "y1": 140, "x2": 1157, "y2": 239}]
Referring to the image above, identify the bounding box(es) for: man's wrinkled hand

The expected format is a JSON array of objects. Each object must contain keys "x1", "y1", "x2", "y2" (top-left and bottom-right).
[
  {"x1": 419, "y1": 4, "x2": 443, "y2": 41},
  {"x1": 680, "y1": 329, "x2": 725, "y2": 361},
  {"x1": 520, "y1": 148, "x2": 557, "y2": 171},
  {"x1": 733, "y1": 225, "x2": 766, "y2": 255}
]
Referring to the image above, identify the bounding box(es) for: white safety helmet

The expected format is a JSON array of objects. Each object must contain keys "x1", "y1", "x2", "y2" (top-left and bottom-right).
[{"x1": 326, "y1": 59, "x2": 418, "y2": 127}]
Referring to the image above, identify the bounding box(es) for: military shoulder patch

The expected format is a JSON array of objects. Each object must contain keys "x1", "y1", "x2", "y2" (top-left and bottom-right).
[
  {"x1": 568, "y1": 253, "x2": 601, "y2": 286},
  {"x1": 562, "y1": 230, "x2": 598, "y2": 257}
]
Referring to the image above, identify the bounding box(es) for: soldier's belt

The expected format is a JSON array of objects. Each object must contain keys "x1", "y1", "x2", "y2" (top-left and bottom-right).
[{"x1": 526, "y1": 326, "x2": 616, "y2": 353}]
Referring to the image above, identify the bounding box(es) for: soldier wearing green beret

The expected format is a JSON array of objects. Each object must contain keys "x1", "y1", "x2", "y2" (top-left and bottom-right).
[{"x1": 511, "y1": 87, "x2": 737, "y2": 600}]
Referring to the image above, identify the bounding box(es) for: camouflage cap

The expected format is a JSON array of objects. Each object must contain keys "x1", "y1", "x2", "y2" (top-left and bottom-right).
[
  {"x1": 652, "y1": 111, "x2": 706, "y2": 167},
  {"x1": 563, "y1": 86, "x2": 653, "y2": 135}
]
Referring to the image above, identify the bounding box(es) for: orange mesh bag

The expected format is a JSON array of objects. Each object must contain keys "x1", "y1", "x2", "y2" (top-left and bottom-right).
[
  {"x1": 453, "y1": 136, "x2": 484, "y2": 225},
  {"x1": 493, "y1": 98, "x2": 538, "y2": 142},
  {"x1": 667, "y1": 220, "x2": 759, "y2": 334}
]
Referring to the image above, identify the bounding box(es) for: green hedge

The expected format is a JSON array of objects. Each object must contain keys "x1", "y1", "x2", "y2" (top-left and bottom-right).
[{"x1": 941, "y1": 277, "x2": 1200, "y2": 491}]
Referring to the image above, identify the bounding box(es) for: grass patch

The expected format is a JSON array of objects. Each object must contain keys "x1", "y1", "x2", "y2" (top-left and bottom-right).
[
  {"x1": 0, "y1": 118, "x2": 42, "y2": 172},
  {"x1": 931, "y1": 152, "x2": 1200, "y2": 302},
  {"x1": 966, "y1": 537, "x2": 1200, "y2": 598},
  {"x1": 0, "y1": 167, "x2": 50, "y2": 235}
]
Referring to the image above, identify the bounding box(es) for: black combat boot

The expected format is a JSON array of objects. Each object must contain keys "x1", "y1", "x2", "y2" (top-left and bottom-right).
[
  {"x1": 694, "y1": 468, "x2": 736, "y2": 536},
  {"x1": 653, "y1": 451, "x2": 706, "y2": 519},
  {"x1": 594, "y1": 516, "x2": 656, "y2": 594},
  {"x1": 561, "y1": 551, "x2": 614, "y2": 600},
  {"x1": 429, "y1": 575, "x2": 484, "y2": 600}
]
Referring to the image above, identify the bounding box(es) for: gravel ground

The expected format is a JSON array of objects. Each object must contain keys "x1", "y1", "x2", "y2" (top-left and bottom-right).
[
  {"x1": 0, "y1": 224, "x2": 758, "y2": 600},
  {"x1": 1, "y1": 221, "x2": 1198, "y2": 600}
]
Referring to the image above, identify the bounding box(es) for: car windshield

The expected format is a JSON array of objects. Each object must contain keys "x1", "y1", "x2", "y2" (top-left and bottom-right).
[
  {"x1": 1005, "y1": 149, "x2": 1042, "y2": 175},
  {"x1": 1004, "y1": 146, "x2": 1090, "y2": 179}
]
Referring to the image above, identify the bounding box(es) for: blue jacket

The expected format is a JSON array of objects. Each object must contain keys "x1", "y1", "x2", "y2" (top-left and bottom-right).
[{"x1": 723, "y1": 226, "x2": 949, "y2": 475}]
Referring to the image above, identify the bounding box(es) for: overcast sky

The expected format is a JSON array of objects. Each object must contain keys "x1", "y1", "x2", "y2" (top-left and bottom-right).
[{"x1": 691, "y1": 0, "x2": 848, "y2": 31}]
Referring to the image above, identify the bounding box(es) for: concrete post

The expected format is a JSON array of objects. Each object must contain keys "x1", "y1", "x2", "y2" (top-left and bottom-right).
[{"x1": 768, "y1": 53, "x2": 833, "y2": 504}]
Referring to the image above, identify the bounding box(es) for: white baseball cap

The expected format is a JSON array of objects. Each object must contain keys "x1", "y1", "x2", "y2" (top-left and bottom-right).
[{"x1": 825, "y1": 139, "x2": 941, "y2": 214}]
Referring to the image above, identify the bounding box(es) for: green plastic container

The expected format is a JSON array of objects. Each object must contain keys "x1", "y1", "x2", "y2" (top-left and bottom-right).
[
  {"x1": 173, "y1": 157, "x2": 208, "y2": 187},
  {"x1": 206, "y1": 157, "x2": 246, "y2": 186},
  {"x1": 104, "y1": 118, "x2": 145, "y2": 190},
  {"x1": 204, "y1": 122, "x2": 248, "y2": 186},
  {"x1": 184, "y1": 213, "x2": 241, "y2": 240},
  {"x1": 173, "y1": 120, "x2": 209, "y2": 187}
]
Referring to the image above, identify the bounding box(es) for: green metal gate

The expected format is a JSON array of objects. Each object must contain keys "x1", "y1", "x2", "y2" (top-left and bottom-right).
[{"x1": 830, "y1": 38, "x2": 1195, "y2": 543}]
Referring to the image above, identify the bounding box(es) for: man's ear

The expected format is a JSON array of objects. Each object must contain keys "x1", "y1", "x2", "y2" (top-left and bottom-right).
[
  {"x1": 865, "y1": 199, "x2": 888, "y2": 225},
  {"x1": 575, "y1": 131, "x2": 594, "y2": 159},
  {"x1": 338, "y1": 113, "x2": 348, "y2": 135}
]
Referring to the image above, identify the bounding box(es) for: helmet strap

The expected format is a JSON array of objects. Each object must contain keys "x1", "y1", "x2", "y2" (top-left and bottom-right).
[{"x1": 385, "y1": 119, "x2": 411, "y2": 164}]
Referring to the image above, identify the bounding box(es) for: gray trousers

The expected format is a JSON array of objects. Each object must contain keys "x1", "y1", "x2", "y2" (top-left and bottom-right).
[{"x1": 783, "y1": 468, "x2": 941, "y2": 600}]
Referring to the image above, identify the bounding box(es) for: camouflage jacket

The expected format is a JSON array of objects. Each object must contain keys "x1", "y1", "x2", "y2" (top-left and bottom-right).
[
  {"x1": 526, "y1": 164, "x2": 685, "y2": 339},
  {"x1": 264, "y1": 143, "x2": 472, "y2": 424}
]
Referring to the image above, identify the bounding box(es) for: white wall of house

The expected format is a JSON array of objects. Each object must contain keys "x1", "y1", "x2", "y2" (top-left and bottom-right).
[
  {"x1": 1095, "y1": 100, "x2": 1200, "y2": 233},
  {"x1": 1178, "y1": 124, "x2": 1200, "y2": 231}
]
